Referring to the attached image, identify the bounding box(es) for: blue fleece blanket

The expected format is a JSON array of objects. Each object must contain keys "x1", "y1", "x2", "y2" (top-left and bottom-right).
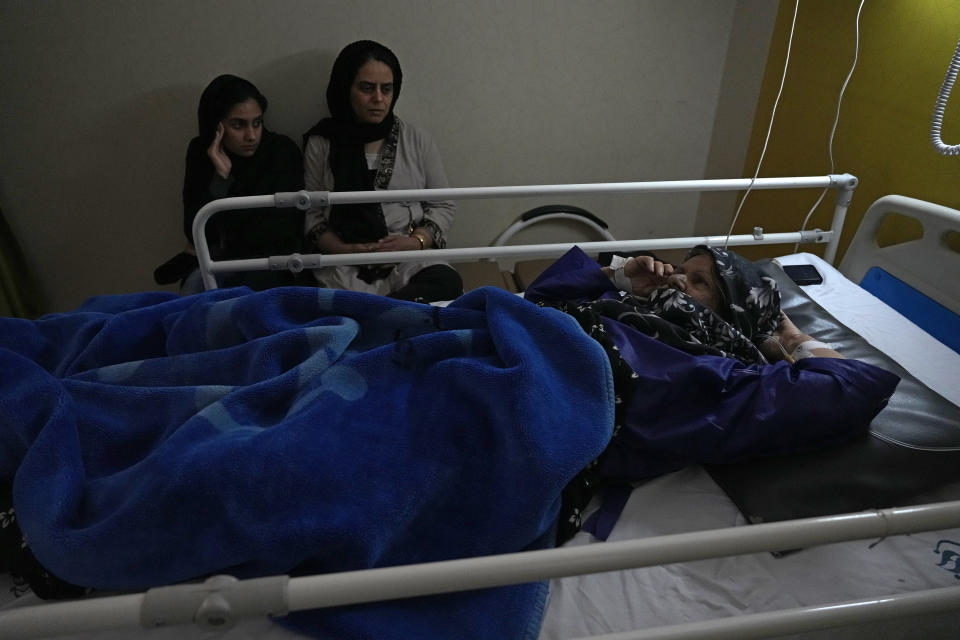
[{"x1": 0, "y1": 285, "x2": 614, "y2": 638}]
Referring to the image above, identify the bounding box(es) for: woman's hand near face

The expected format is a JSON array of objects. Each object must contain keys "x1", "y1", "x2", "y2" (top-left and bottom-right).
[
  {"x1": 603, "y1": 256, "x2": 675, "y2": 296},
  {"x1": 207, "y1": 123, "x2": 232, "y2": 179}
]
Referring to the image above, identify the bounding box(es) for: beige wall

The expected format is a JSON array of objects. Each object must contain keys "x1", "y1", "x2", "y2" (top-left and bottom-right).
[
  {"x1": 696, "y1": 0, "x2": 779, "y2": 233},
  {"x1": 0, "y1": 0, "x2": 776, "y2": 312}
]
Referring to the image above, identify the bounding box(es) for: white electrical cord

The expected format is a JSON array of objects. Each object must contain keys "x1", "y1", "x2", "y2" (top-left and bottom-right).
[
  {"x1": 792, "y1": 0, "x2": 865, "y2": 252},
  {"x1": 931, "y1": 38, "x2": 960, "y2": 155},
  {"x1": 724, "y1": 0, "x2": 799, "y2": 249}
]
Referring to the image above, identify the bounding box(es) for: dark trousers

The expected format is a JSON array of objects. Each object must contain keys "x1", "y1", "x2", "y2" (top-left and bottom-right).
[{"x1": 388, "y1": 265, "x2": 463, "y2": 303}]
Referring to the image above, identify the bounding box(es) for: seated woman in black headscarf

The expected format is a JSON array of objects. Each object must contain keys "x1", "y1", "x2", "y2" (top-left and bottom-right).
[
  {"x1": 523, "y1": 246, "x2": 900, "y2": 542},
  {"x1": 154, "y1": 74, "x2": 305, "y2": 292},
  {"x1": 302, "y1": 40, "x2": 462, "y2": 303}
]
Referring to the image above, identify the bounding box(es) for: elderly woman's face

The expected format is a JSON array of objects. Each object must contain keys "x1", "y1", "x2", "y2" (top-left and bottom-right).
[
  {"x1": 668, "y1": 253, "x2": 722, "y2": 311},
  {"x1": 350, "y1": 59, "x2": 394, "y2": 124}
]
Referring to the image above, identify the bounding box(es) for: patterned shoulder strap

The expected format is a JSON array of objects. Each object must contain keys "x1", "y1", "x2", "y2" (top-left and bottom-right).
[{"x1": 374, "y1": 118, "x2": 401, "y2": 189}]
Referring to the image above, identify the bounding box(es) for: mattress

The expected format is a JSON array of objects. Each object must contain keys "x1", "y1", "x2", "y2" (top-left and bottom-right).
[{"x1": 539, "y1": 465, "x2": 960, "y2": 639}]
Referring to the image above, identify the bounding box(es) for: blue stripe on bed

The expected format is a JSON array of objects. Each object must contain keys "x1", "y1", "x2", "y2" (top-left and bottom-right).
[{"x1": 860, "y1": 266, "x2": 960, "y2": 354}]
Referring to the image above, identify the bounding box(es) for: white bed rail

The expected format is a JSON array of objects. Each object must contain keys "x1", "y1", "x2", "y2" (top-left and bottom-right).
[
  {"x1": 839, "y1": 194, "x2": 960, "y2": 314},
  {"x1": 579, "y1": 587, "x2": 960, "y2": 640},
  {"x1": 192, "y1": 174, "x2": 859, "y2": 291},
  {"x1": 2, "y1": 499, "x2": 957, "y2": 639}
]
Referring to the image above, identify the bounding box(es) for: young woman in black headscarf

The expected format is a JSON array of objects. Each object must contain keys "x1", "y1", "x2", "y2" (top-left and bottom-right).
[
  {"x1": 523, "y1": 246, "x2": 900, "y2": 543},
  {"x1": 302, "y1": 40, "x2": 462, "y2": 303},
  {"x1": 154, "y1": 74, "x2": 305, "y2": 292}
]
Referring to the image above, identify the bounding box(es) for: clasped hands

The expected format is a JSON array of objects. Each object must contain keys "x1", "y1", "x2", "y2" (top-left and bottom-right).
[{"x1": 348, "y1": 234, "x2": 425, "y2": 253}]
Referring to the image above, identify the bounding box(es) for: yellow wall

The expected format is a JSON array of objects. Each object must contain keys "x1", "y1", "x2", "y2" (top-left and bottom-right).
[{"x1": 733, "y1": 0, "x2": 960, "y2": 263}]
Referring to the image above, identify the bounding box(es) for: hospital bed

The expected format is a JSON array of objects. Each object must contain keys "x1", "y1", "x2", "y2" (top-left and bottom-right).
[{"x1": 1, "y1": 178, "x2": 958, "y2": 639}]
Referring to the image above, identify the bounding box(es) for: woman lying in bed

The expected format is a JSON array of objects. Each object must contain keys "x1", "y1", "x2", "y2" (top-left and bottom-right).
[{"x1": 523, "y1": 246, "x2": 900, "y2": 542}]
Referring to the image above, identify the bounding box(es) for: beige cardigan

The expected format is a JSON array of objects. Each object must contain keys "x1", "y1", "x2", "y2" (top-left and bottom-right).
[{"x1": 303, "y1": 118, "x2": 456, "y2": 294}]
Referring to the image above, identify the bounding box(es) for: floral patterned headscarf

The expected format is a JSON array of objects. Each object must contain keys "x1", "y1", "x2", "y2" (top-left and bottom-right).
[{"x1": 589, "y1": 245, "x2": 781, "y2": 364}]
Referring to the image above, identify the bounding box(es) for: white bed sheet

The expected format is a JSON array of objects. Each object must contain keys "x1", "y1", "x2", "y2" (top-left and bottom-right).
[{"x1": 539, "y1": 466, "x2": 960, "y2": 639}]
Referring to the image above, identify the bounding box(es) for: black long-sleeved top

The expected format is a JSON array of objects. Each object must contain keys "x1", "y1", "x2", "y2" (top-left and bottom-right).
[{"x1": 182, "y1": 130, "x2": 304, "y2": 260}]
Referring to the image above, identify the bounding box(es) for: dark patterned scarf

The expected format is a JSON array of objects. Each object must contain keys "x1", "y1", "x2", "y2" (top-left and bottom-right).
[
  {"x1": 302, "y1": 40, "x2": 404, "y2": 246},
  {"x1": 591, "y1": 245, "x2": 781, "y2": 365}
]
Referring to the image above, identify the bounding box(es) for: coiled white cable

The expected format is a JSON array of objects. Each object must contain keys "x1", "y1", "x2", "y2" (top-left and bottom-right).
[{"x1": 931, "y1": 38, "x2": 960, "y2": 156}]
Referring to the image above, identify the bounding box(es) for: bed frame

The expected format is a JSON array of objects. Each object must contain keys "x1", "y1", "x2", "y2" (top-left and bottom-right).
[
  {"x1": 840, "y1": 194, "x2": 960, "y2": 315},
  {"x1": 4, "y1": 176, "x2": 960, "y2": 639},
  {"x1": 839, "y1": 195, "x2": 960, "y2": 355},
  {"x1": 191, "y1": 174, "x2": 859, "y2": 291},
  {"x1": 3, "y1": 502, "x2": 959, "y2": 639}
]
